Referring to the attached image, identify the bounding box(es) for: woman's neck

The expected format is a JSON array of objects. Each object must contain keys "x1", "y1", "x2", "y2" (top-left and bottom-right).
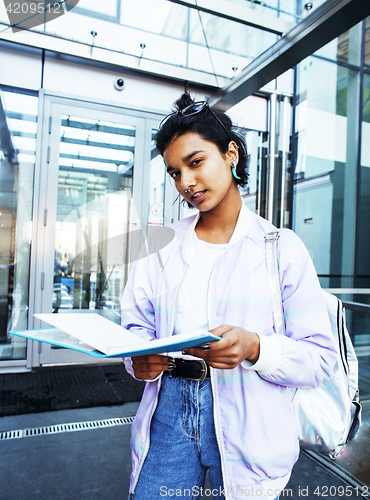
[{"x1": 195, "y1": 196, "x2": 243, "y2": 244}]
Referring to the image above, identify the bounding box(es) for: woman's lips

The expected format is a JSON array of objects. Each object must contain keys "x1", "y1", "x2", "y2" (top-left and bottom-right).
[{"x1": 191, "y1": 190, "x2": 207, "y2": 203}]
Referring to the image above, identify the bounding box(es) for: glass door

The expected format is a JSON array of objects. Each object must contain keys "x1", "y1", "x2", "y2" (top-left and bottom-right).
[
  {"x1": 0, "y1": 90, "x2": 37, "y2": 366},
  {"x1": 32, "y1": 96, "x2": 147, "y2": 365},
  {"x1": 239, "y1": 130, "x2": 269, "y2": 218}
]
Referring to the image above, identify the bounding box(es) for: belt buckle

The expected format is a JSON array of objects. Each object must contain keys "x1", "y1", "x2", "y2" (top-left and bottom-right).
[{"x1": 185, "y1": 359, "x2": 207, "y2": 382}]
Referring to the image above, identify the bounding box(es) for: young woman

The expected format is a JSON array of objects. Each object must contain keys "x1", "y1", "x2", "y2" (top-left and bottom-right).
[{"x1": 121, "y1": 93, "x2": 337, "y2": 500}]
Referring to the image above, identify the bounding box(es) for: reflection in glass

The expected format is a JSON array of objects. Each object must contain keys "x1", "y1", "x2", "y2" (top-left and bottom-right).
[
  {"x1": 0, "y1": 90, "x2": 37, "y2": 360},
  {"x1": 365, "y1": 17, "x2": 370, "y2": 69},
  {"x1": 293, "y1": 58, "x2": 359, "y2": 290},
  {"x1": 53, "y1": 115, "x2": 134, "y2": 324},
  {"x1": 314, "y1": 23, "x2": 361, "y2": 67}
]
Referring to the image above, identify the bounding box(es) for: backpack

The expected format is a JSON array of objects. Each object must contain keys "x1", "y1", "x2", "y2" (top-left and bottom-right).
[{"x1": 265, "y1": 231, "x2": 362, "y2": 458}]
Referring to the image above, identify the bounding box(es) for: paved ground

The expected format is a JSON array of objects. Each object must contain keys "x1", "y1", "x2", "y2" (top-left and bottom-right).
[{"x1": 1, "y1": 403, "x2": 369, "y2": 500}]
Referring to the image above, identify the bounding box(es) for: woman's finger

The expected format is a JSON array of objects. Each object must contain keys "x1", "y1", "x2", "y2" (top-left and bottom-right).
[
  {"x1": 184, "y1": 331, "x2": 235, "y2": 357},
  {"x1": 209, "y1": 325, "x2": 234, "y2": 337},
  {"x1": 132, "y1": 354, "x2": 175, "y2": 379}
]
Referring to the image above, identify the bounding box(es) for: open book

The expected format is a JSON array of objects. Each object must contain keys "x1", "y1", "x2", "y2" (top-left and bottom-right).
[{"x1": 9, "y1": 313, "x2": 219, "y2": 358}]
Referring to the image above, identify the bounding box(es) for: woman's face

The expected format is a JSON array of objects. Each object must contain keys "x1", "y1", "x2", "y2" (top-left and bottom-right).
[{"x1": 163, "y1": 132, "x2": 240, "y2": 213}]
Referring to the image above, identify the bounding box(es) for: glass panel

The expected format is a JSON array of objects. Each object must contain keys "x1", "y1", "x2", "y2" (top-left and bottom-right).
[
  {"x1": 0, "y1": 90, "x2": 37, "y2": 360},
  {"x1": 0, "y1": 0, "x2": 309, "y2": 28},
  {"x1": 241, "y1": 100, "x2": 291, "y2": 227},
  {"x1": 236, "y1": 0, "x2": 326, "y2": 22},
  {"x1": 315, "y1": 23, "x2": 362, "y2": 67},
  {"x1": 365, "y1": 17, "x2": 370, "y2": 69},
  {"x1": 293, "y1": 58, "x2": 360, "y2": 290},
  {"x1": 355, "y1": 73, "x2": 370, "y2": 399},
  {"x1": 78, "y1": 0, "x2": 118, "y2": 18},
  {"x1": 53, "y1": 114, "x2": 134, "y2": 323},
  {"x1": 148, "y1": 130, "x2": 165, "y2": 227},
  {"x1": 120, "y1": 0, "x2": 188, "y2": 40},
  {"x1": 276, "y1": 97, "x2": 292, "y2": 228},
  {"x1": 359, "y1": 73, "x2": 370, "y2": 287},
  {"x1": 241, "y1": 130, "x2": 269, "y2": 218},
  {"x1": 187, "y1": 9, "x2": 278, "y2": 78}
]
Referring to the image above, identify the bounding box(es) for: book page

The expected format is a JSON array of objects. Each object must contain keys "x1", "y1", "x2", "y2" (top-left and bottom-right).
[
  {"x1": 34, "y1": 313, "x2": 145, "y2": 354},
  {"x1": 13, "y1": 328, "x2": 99, "y2": 352},
  {"x1": 33, "y1": 313, "x2": 220, "y2": 356}
]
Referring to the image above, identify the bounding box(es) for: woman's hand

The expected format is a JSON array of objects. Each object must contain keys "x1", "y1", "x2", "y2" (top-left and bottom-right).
[
  {"x1": 132, "y1": 354, "x2": 175, "y2": 381},
  {"x1": 184, "y1": 325, "x2": 260, "y2": 369}
]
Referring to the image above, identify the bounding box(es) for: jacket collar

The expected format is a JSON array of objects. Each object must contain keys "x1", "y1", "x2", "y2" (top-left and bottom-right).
[{"x1": 180, "y1": 200, "x2": 252, "y2": 264}]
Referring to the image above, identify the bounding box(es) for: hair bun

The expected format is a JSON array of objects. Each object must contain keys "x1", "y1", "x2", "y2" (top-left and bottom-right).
[{"x1": 173, "y1": 92, "x2": 194, "y2": 112}]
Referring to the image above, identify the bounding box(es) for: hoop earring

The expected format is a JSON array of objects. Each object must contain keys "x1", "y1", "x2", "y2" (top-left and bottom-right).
[{"x1": 231, "y1": 161, "x2": 241, "y2": 180}]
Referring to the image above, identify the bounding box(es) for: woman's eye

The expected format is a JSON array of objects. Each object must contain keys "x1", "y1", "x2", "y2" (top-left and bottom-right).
[
  {"x1": 190, "y1": 158, "x2": 202, "y2": 167},
  {"x1": 170, "y1": 171, "x2": 179, "y2": 179}
]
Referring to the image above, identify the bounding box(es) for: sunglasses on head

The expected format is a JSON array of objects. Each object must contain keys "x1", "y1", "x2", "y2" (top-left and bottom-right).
[{"x1": 160, "y1": 101, "x2": 233, "y2": 143}]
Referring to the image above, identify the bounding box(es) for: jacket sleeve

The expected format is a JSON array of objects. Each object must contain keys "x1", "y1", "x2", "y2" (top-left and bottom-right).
[
  {"x1": 243, "y1": 229, "x2": 338, "y2": 389},
  {"x1": 120, "y1": 224, "x2": 180, "y2": 380},
  {"x1": 120, "y1": 252, "x2": 157, "y2": 380}
]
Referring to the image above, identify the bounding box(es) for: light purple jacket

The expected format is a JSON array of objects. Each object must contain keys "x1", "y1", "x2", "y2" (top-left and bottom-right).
[{"x1": 122, "y1": 205, "x2": 337, "y2": 499}]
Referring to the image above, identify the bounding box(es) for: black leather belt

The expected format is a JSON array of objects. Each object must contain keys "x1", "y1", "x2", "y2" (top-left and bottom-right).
[{"x1": 168, "y1": 358, "x2": 210, "y2": 382}]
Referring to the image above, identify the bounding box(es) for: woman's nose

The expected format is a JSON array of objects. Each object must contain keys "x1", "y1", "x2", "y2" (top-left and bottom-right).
[{"x1": 181, "y1": 170, "x2": 195, "y2": 190}]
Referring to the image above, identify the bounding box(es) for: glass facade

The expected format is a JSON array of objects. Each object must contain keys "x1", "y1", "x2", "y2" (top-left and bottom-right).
[
  {"x1": 0, "y1": 0, "x2": 280, "y2": 80},
  {"x1": 0, "y1": 90, "x2": 37, "y2": 360},
  {"x1": 0, "y1": 2, "x2": 369, "y2": 391},
  {"x1": 358, "y1": 73, "x2": 370, "y2": 290},
  {"x1": 0, "y1": 0, "x2": 345, "y2": 84},
  {"x1": 294, "y1": 59, "x2": 359, "y2": 288},
  {"x1": 292, "y1": 19, "x2": 370, "y2": 399},
  {"x1": 354, "y1": 72, "x2": 370, "y2": 399}
]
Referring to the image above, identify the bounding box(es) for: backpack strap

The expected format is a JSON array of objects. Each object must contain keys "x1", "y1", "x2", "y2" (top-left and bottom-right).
[{"x1": 264, "y1": 231, "x2": 285, "y2": 336}]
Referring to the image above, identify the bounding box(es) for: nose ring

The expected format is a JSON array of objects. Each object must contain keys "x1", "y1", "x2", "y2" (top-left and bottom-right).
[{"x1": 184, "y1": 187, "x2": 191, "y2": 193}]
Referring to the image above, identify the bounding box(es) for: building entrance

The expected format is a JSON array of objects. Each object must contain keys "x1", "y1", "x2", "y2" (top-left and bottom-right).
[{"x1": 31, "y1": 94, "x2": 160, "y2": 366}]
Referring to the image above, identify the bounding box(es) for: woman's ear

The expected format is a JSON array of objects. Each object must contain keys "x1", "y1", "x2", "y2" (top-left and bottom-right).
[{"x1": 227, "y1": 141, "x2": 239, "y2": 164}]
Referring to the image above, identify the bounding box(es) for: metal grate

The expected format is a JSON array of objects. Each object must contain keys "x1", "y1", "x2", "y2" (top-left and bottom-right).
[{"x1": 0, "y1": 415, "x2": 135, "y2": 441}]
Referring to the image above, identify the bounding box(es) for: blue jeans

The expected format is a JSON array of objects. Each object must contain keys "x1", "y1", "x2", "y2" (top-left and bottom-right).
[
  {"x1": 132, "y1": 374, "x2": 225, "y2": 499},
  {"x1": 131, "y1": 374, "x2": 281, "y2": 500}
]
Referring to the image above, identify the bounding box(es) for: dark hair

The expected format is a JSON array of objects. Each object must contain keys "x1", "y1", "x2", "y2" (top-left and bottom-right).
[{"x1": 155, "y1": 93, "x2": 249, "y2": 188}]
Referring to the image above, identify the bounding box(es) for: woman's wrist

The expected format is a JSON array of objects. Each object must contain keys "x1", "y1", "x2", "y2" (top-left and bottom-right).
[{"x1": 246, "y1": 332, "x2": 260, "y2": 364}]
